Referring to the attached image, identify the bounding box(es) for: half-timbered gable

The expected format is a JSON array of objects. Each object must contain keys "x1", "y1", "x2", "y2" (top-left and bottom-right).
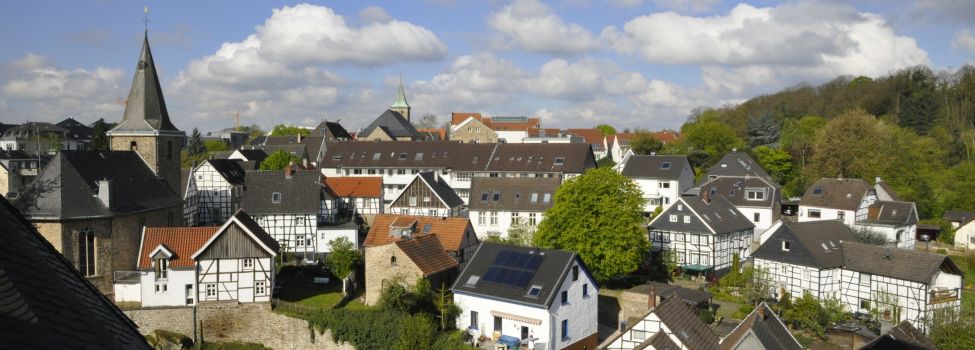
[
  {"x1": 700, "y1": 176, "x2": 781, "y2": 233},
  {"x1": 648, "y1": 194, "x2": 754, "y2": 273},
  {"x1": 468, "y1": 176, "x2": 559, "y2": 239},
  {"x1": 184, "y1": 159, "x2": 245, "y2": 226},
  {"x1": 322, "y1": 176, "x2": 383, "y2": 221},
  {"x1": 193, "y1": 210, "x2": 279, "y2": 304},
  {"x1": 365, "y1": 214, "x2": 480, "y2": 265},
  {"x1": 603, "y1": 295, "x2": 720, "y2": 350},
  {"x1": 388, "y1": 172, "x2": 464, "y2": 217},
  {"x1": 752, "y1": 220, "x2": 853, "y2": 300},
  {"x1": 619, "y1": 154, "x2": 695, "y2": 213},
  {"x1": 854, "y1": 200, "x2": 918, "y2": 249},
  {"x1": 240, "y1": 169, "x2": 322, "y2": 259}
]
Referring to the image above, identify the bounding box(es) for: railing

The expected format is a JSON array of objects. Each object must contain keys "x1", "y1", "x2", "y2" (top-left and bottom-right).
[
  {"x1": 930, "y1": 289, "x2": 960, "y2": 304},
  {"x1": 113, "y1": 270, "x2": 140, "y2": 283}
]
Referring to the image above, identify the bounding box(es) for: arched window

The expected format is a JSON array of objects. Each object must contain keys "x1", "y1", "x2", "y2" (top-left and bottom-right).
[
  {"x1": 130, "y1": 141, "x2": 138, "y2": 151},
  {"x1": 78, "y1": 229, "x2": 96, "y2": 277},
  {"x1": 390, "y1": 256, "x2": 397, "y2": 266}
]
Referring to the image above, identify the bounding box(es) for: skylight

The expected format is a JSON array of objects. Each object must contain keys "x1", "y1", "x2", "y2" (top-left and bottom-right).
[
  {"x1": 332, "y1": 155, "x2": 343, "y2": 160},
  {"x1": 373, "y1": 153, "x2": 381, "y2": 160},
  {"x1": 543, "y1": 193, "x2": 551, "y2": 203},
  {"x1": 481, "y1": 193, "x2": 489, "y2": 202},
  {"x1": 415, "y1": 153, "x2": 424, "y2": 160},
  {"x1": 813, "y1": 187, "x2": 823, "y2": 195},
  {"x1": 493, "y1": 192, "x2": 501, "y2": 202},
  {"x1": 423, "y1": 224, "x2": 432, "y2": 233},
  {"x1": 398, "y1": 153, "x2": 407, "y2": 160},
  {"x1": 660, "y1": 162, "x2": 672, "y2": 169},
  {"x1": 527, "y1": 285, "x2": 543, "y2": 297},
  {"x1": 531, "y1": 193, "x2": 539, "y2": 203},
  {"x1": 466, "y1": 275, "x2": 480, "y2": 286},
  {"x1": 554, "y1": 157, "x2": 565, "y2": 165}
]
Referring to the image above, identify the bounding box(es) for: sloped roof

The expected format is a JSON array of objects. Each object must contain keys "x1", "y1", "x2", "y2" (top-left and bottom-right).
[
  {"x1": 841, "y1": 241, "x2": 961, "y2": 284},
  {"x1": 705, "y1": 151, "x2": 770, "y2": 180},
  {"x1": 622, "y1": 155, "x2": 692, "y2": 180},
  {"x1": 311, "y1": 121, "x2": 352, "y2": 140},
  {"x1": 649, "y1": 195, "x2": 755, "y2": 234},
  {"x1": 752, "y1": 220, "x2": 854, "y2": 269},
  {"x1": 232, "y1": 149, "x2": 268, "y2": 162},
  {"x1": 108, "y1": 32, "x2": 179, "y2": 135},
  {"x1": 240, "y1": 170, "x2": 322, "y2": 215},
  {"x1": 451, "y1": 242, "x2": 588, "y2": 308},
  {"x1": 206, "y1": 159, "x2": 246, "y2": 185},
  {"x1": 451, "y1": 112, "x2": 483, "y2": 126},
  {"x1": 564, "y1": 128, "x2": 605, "y2": 146},
  {"x1": 652, "y1": 296, "x2": 720, "y2": 349},
  {"x1": 14, "y1": 151, "x2": 181, "y2": 220},
  {"x1": 56, "y1": 117, "x2": 95, "y2": 140},
  {"x1": 943, "y1": 210, "x2": 975, "y2": 224},
  {"x1": 875, "y1": 180, "x2": 902, "y2": 201},
  {"x1": 417, "y1": 127, "x2": 448, "y2": 140},
  {"x1": 194, "y1": 209, "x2": 280, "y2": 258},
  {"x1": 0, "y1": 150, "x2": 31, "y2": 160},
  {"x1": 139, "y1": 227, "x2": 217, "y2": 269},
  {"x1": 364, "y1": 214, "x2": 473, "y2": 252},
  {"x1": 639, "y1": 331, "x2": 680, "y2": 350},
  {"x1": 860, "y1": 320, "x2": 937, "y2": 350},
  {"x1": 700, "y1": 177, "x2": 779, "y2": 208},
  {"x1": 416, "y1": 172, "x2": 464, "y2": 208},
  {"x1": 859, "y1": 200, "x2": 917, "y2": 226},
  {"x1": 395, "y1": 235, "x2": 457, "y2": 276},
  {"x1": 720, "y1": 302, "x2": 801, "y2": 350},
  {"x1": 324, "y1": 176, "x2": 382, "y2": 197},
  {"x1": 361, "y1": 110, "x2": 419, "y2": 139},
  {"x1": 468, "y1": 177, "x2": 560, "y2": 212},
  {"x1": 799, "y1": 178, "x2": 872, "y2": 211},
  {"x1": 0, "y1": 196, "x2": 149, "y2": 349}
]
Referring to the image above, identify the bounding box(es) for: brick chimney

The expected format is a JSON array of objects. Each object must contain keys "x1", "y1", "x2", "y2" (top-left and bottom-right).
[
  {"x1": 285, "y1": 162, "x2": 294, "y2": 179},
  {"x1": 757, "y1": 304, "x2": 766, "y2": 320},
  {"x1": 96, "y1": 179, "x2": 112, "y2": 209},
  {"x1": 648, "y1": 285, "x2": 657, "y2": 309},
  {"x1": 702, "y1": 190, "x2": 711, "y2": 204}
]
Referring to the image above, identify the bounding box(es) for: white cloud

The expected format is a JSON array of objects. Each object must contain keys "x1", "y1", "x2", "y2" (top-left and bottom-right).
[
  {"x1": 607, "y1": 2, "x2": 929, "y2": 95},
  {"x1": 953, "y1": 30, "x2": 975, "y2": 54},
  {"x1": 487, "y1": 0, "x2": 599, "y2": 54},
  {"x1": 359, "y1": 6, "x2": 393, "y2": 24},
  {"x1": 608, "y1": 0, "x2": 719, "y2": 13},
  {"x1": 0, "y1": 54, "x2": 125, "y2": 122}
]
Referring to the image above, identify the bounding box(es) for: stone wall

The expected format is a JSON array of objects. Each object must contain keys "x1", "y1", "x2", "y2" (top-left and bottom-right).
[
  {"x1": 364, "y1": 243, "x2": 424, "y2": 305},
  {"x1": 125, "y1": 302, "x2": 354, "y2": 350}
]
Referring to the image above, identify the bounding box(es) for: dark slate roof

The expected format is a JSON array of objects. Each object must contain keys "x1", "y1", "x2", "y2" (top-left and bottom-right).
[
  {"x1": 860, "y1": 320, "x2": 937, "y2": 350},
  {"x1": 451, "y1": 242, "x2": 590, "y2": 308},
  {"x1": 652, "y1": 296, "x2": 720, "y2": 350},
  {"x1": 468, "y1": 177, "x2": 560, "y2": 212},
  {"x1": 799, "y1": 178, "x2": 871, "y2": 211},
  {"x1": 361, "y1": 110, "x2": 419, "y2": 139},
  {"x1": 321, "y1": 141, "x2": 596, "y2": 174},
  {"x1": 858, "y1": 200, "x2": 917, "y2": 226},
  {"x1": 627, "y1": 282, "x2": 712, "y2": 305},
  {"x1": 14, "y1": 151, "x2": 181, "y2": 220},
  {"x1": 752, "y1": 220, "x2": 854, "y2": 269},
  {"x1": 649, "y1": 195, "x2": 755, "y2": 234},
  {"x1": 229, "y1": 209, "x2": 280, "y2": 253},
  {"x1": 108, "y1": 32, "x2": 180, "y2": 134},
  {"x1": 720, "y1": 302, "x2": 801, "y2": 350},
  {"x1": 943, "y1": 210, "x2": 975, "y2": 224},
  {"x1": 841, "y1": 241, "x2": 962, "y2": 284},
  {"x1": 0, "y1": 149, "x2": 32, "y2": 160},
  {"x1": 0, "y1": 122, "x2": 14, "y2": 134},
  {"x1": 700, "y1": 177, "x2": 779, "y2": 208},
  {"x1": 311, "y1": 121, "x2": 353, "y2": 140},
  {"x1": 248, "y1": 135, "x2": 267, "y2": 145},
  {"x1": 206, "y1": 159, "x2": 246, "y2": 185},
  {"x1": 263, "y1": 135, "x2": 299, "y2": 145},
  {"x1": 245, "y1": 144, "x2": 309, "y2": 161},
  {"x1": 705, "y1": 151, "x2": 770, "y2": 180},
  {"x1": 234, "y1": 149, "x2": 268, "y2": 162},
  {"x1": 621, "y1": 155, "x2": 692, "y2": 180},
  {"x1": 55, "y1": 117, "x2": 95, "y2": 140},
  {"x1": 0, "y1": 196, "x2": 150, "y2": 349},
  {"x1": 240, "y1": 170, "x2": 322, "y2": 215},
  {"x1": 638, "y1": 331, "x2": 680, "y2": 350},
  {"x1": 417, "y1": 172, "x2": 464, "y2": 208}
]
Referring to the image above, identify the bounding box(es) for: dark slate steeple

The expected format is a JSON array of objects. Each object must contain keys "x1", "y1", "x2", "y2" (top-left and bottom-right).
[{"x1": 108, "y1": 31, "x2": 179, "y2": 135}]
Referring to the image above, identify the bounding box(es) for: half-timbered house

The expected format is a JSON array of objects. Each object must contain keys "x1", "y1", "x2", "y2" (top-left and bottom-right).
[
  {"x1": 183, "y1": 159, "x2": 245, "y2": 226},
  {"x1": 322, "y1": 176, "x2": 384, "y2": 222},
  {"x1": 618, "y1": 154, "x2": 695, "y2": 214},
  {"x1": 648, "y1": 194, "x2": 755, "y2": 274},
  {"x1": 240, "y1": 168, "x2": 323, "y2": 260},
  {"x1": 719, "y1": 302, "x2": 802, "y2": 350},
  {"x1": 603, "y1": 295, "x2": 720, "y2": 350},
  {"x1": 468, "y1": 176, "x2": 559, "y2": 239},
  {"x1": 753, "y1": 220, "x2": 854, "y2": 301},
  {"x1": 387, "y1": 172, "x2": 464, "y2": 217},
  {"x1": 798, "y1": 178, "x2": 873, "y2": 226},
  {"x1": 700, "y1": 176, "x2": 781, "y2": 234}
]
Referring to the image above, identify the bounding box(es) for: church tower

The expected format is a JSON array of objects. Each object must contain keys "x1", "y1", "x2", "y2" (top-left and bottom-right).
[
  {"x1": 389, "y1": 77, "x2": 411, "y2": 121},
  {"x1": 107, "y1": 31, "x2": 184, "y2": 193}
]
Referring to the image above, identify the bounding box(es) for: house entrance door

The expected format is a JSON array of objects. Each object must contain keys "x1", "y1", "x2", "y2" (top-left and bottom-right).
[
  {"x1": 520, "y1": 326, "x2": 528, "y2": 340},
  {"x1": 494, "y1": 316, "x2": 502, "y2": 333}
]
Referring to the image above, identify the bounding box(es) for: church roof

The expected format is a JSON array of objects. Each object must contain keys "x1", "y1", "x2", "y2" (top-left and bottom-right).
[
  {"x1": 360, "y1": 110, "x2": 419, "y2": 139},
  {"x1": 391, "y1": 77, "x2": 410, "y2": 109},
  {"x1": 109, "y1": 32, "x2": 180, "y2": 135}
]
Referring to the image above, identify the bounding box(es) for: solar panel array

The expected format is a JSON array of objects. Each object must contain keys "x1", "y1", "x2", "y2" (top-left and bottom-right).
[{"x1": 481, "y1": 251, "x2": 544, "y2": 289}]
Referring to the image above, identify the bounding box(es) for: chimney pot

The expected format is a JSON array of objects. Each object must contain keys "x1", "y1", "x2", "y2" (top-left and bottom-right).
[
  {"x1": 758, "y1": 304, "x2": 766, "y2": 320},
  {"x1": 875, "y1": 176, "x2": 882, "y2": 184},
  {"x1": 285, "y1": 162, "x2": 294, "y2": 178},
  {"x1": 648, "y1": 285, "x2": 657, "y2": 309}
]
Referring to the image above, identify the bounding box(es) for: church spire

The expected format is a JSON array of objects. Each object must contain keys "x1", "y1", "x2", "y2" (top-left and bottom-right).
[
  {"x1": 389, "y1": 76, "x2": 411, "y2": 121},
  {"x1": 108, "y1": 31, "x2": 180, "y2": 135}
]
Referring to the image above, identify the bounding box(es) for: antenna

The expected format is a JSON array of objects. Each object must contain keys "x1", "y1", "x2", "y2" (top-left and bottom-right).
[{"x1": 229, "y1": 108, "x2": 241, "y2": 131}]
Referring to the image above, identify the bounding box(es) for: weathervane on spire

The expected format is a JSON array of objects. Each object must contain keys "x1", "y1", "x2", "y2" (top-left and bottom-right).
[{"x1": 143, "y1": 6, "x2": 150, "y2": 31}]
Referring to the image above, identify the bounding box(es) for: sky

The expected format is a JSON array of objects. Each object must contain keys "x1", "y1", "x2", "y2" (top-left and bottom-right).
[{"x1": 1, "y1": 0, "x2": 974, "y2": 133}]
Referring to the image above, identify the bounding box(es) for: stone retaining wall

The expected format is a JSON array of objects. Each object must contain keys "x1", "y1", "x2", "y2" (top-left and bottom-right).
[{"x1": 125, "y1": 302, "x2": 354, "y2": 350}]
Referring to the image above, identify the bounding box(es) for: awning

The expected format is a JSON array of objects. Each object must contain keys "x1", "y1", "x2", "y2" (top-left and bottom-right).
[
  {"x1": 682, "y1": 264, "x2": 714, "y2": 273},
  {"x1": 491, "y1": 311, "x2": 542, "y2": 325}
]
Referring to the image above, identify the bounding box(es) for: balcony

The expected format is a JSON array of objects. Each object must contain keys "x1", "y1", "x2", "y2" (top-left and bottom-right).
[{"x1": 929, "y1": 288, "x2": 960, "y2": 304}]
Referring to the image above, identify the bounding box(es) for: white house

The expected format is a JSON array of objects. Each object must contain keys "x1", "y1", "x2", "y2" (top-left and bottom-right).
[
  {"x1": 322, "y1": 176, "x2": 384, "y2": 220},
  {"x1": 602, "y1": 295, "x2": 720, "y2": 350},
  {"x1": 753, "y1": 220, "x2": 964, "y2": 333},
  {"x1": 798, "y1": 178, "x2": 874, "y2": 226},
  {"x1": 127, "y1": 210, "x2": 279, "y2": 307},
  {"x1": 453, "y1": 243, "x2": 599, "y2": 350},
  {"x1": 647, "y1": 194, "x2": 755, "y2": 274},
  {"x1": 854, "y1": 200, "x2": 918, "y2": 249},
  {"x1": 468, "y1": 176, "x2": 559, "y2": 239},
  {"x1": 953, "y1": 219, "x2": 975, "y2": 249},
  {"x1": 699, "y1": 176, "x2": 781, "y2": 235},
  {"x1": 183, "y1": 159, "x2": 245, "y2": 226},
  {"x1": 619, "y1": 154, "x2": 695, "y2": 214},
  {"x1": 240, "y1": 168, "x2": 322, "y2": 261},
  {"x1": 387, "y1": 172, "x2": 465, "y2": 217},
  {"x1": 943, "y1": 210, "x2": 975, "y2": 229}
]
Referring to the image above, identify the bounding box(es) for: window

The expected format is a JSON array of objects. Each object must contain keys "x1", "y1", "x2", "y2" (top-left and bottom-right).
[
  {"x1": 683, "y1": 215, "x2": 691, "y2": 223},
  {"x1": 561, "y1": 290, "x2": 568, "y2": 304},
  {"x1": 372, "y1": 153, "x2": 381, "y2": 160},
  {"x1": 561, "y1": 319, "x2": 569, "y2": 339},
  {"x1": 470, "y1": 311, "x2": 478, "y2": 328},
  {"x1": 243, "y1": 258, "x2": 253, "y2": 268},
  {"x1": 492, "y1": 192, "x2": 501, "y2": 202},
  {"x1": 494, "y1": 316, "x2": 503, "y2": 332},
  {"x1": 860, "y1": 273, "x2": 871, "y2": 285},
  {"x1": 530, "y1": 193, "x2": 539, "y2": 203},
  {"x1": 808, "y1": 209, "x2": 821, "y2": 218},
  {"x1": 271, "y1": 192, "x2": 282, "y2": 203},
  {"x1": 660, "y1": 162, "x2": 672, "y2": 169},
  {"x1": 669, "y1": 215, "x2": 678, "y2": 222},
  {"x1": 457, "y1": 172, "x2": 472, "y2": 182},
  {"x1": 813, "y1": 187, "x2": 823, "y2": 195},
  {"x1": 129, "y1": 141, "x2": 138, "y2": 151},
  {"x1": 296, "y1": 235, "x2": 305, "y2": 246},
  {"x1": 154, "y1": 258, "x2": 169, "y2": 280},
  {"x1": 528, "y1": 213, "x2": 537, "y2": 225},
  {"x1": 478, "y1": 212, "x2": 486, "y2": 225},
  {"x1": 423, "y1": 196, "x2": 431, "y2": 204},
  {"x1": 155, "y1": 283, "x2": 167, "y2": 293},
  {"x1": 677, "y1": 204, "x2": 683, "y2": 211},
  {"x1": 78, "y1": 229, "x2": 96, "y2": 276},
  {"x1": 415, "y1": 153, "x2": 424, "y2": 160},
  {"x1": 860, "y1": 299, "x2": 871, "y2": 310},
  {"x1": 746, "y1": 189, "x2": 765, "y2": 200},
  {"x1": 206, "y1": 284, "x2": 216, "y2": 298},
  {"x1": 753, "y1": 212, "x2": 760, "y2": 222},
  {"x1": 554, "y1": 157, "x2": 565, "y2": 165},
  {"x1": 572, "y1": 265, "x2": 579, "y2": 281},
  {"x1": 390, "y1": 256, "x2": 397, "y2": 266},
  {"x1": 409, "y1": 196, "x2": 417, "y2": 206},
  {"x1": 398, "y1": 153, "x2": 407, "y2": 160},
  {"x1": 528, "y1": 285, "x2": 543, "y2": 297},
  {"x1": 481, "y1": 192, "x2": 489, "y2": 202},
  {"x1": 167, "y1": 212, "x2": 175, "y2": 226},
  {"x1": 490, "y1": 212, "x2": 498, "y2": 225},
  {"x1": 185, "y1": 284, "x2": 194, "y2": 305},
  {"x1": 782, "y1": 241, "x2": 791, "y2": 251},
  {"x1": 511, "y1": 212, "x2": 521, "y2": 224},
  {"x1": 256, "y1": 281, "x2": 266, "y2": 296},
  {"x1": 583, "y1": 284, "x2": 589, "y2": 297},
  {"x1": 543, "y1": 193, "x2": 551, "y2": 203},
  {"x1": 838, "y1": 211, "x2": 846, "y2": 221},
  {"x1": 659, "y1": 182, "x2": 671, "y2": 189},
  {"x1": 632, "y1": 330, "x2": 647, "y2": 341}
]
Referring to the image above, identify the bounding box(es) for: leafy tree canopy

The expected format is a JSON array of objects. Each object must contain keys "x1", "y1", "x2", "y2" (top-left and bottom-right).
[
  {"x1": 595, "y1": 124, "x2": 616, "y2": 135},
  {"x1": 752, "y1": 146, "x2": 794, "y2": 183},
  {"x1": 260, "y1": 150, "x2": 302, "y2": 170},
  {"x1": 533, "y1": 167, "x2": 649, "y2": 282},
  {"x1": 90, "y1": 119, "x2": 109, "y2": 151},
  {"x1": 630, "y1": 132, "x2": 663, "y2": 155},
  {"x1": 681, "y1": 120, "x2": 745, "y2": 168},
  {"x1": 326, "y1": 237, "x2": 361, "y2": 278},
  {"x1": 271, "y1": 124, "x2": 310, "y2": 137},
  {"x1": 204, "y1": 140, "x2": 230, "y2": 152}
]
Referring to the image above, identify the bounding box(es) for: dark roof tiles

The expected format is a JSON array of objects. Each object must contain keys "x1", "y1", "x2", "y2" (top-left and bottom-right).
[
  {"x1": 622, "y1": 155, "x2": 692, "y2": 180},
  {"x1": 468, "y1": 177, "x2": 560, "y2": 212},
  {"x1": 240, "y1": 170, "x2": 322, "y2": 215},
  {"x1": 799, "y1": 178, "x2": 872, "y2": 211}
]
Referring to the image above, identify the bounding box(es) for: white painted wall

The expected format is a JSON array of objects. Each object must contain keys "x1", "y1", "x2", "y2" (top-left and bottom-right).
[
  {"x1": 139, "y1": 268, "x2": 197, "y2": 307},
  {"x1": 953, "y1": 221, "x2": 975, "y2": 249},
  {"x1": 547, "y1": 262, "x2": 599, "y2": 349},
  {"x1": 469, "y1": 209, "x2": 544, "y2": 239},
  {"x1": 797, "y1": 206, "x2": 856, "y2": 226},
  {"x1": 496, "y1": 130, "x2": 528, "y2": 143},
  {"x1": 735, "y1": 206, "x2": 775, "y2": 234},
  {"x1": 317, "y1": 226, "x2": 359, "y2": 253},
  {"x1": 114, "y1": 281, "x2": 142, "y2": 303},
  {"x1": 454, "y1": 294, "x2": 553, "y2": 349},
  {"x1": 253, "y1": 214, "x2": 317, "y2": 255},
  {"x1": 853, "y1": 224, "x2": 916, "y2": 249}
]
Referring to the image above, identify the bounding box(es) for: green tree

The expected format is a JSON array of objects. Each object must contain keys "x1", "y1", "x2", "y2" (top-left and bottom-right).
[
  {"x1": 782, "y1": 291, "x2": 848, "y2": 338},
  {"x1": 681, "y1": 120, "x2": 745, "y2": 168},
  {"x1": 326, "y1": 237, "x2": 361, "y2": 279},
  {"x1": 779, "y1": 115, "x2": 826, "y2": 168},
  {"x1": 238, "y1": 124, "x2": 265, "y2": 140},
  {"x1": 853, "y1": 227, "x2": 889, "y2": 245},
  {"x1": 809, "y1": 109, "x2": 890, "y2": 179},
  {"x1": 747, "y1": 112, "x2": 780, "y2": 147},
  {"x1": 503, "y1": 220, "x2": 537, "y2": 246},
  {"x1": 930, "y1": 307, "x2": 975, "y2": 350},
  {"x1": 393, "y1": 314, "x2": 437, "y2": 350},
  {"x1": 595, "y1": 124, "x2": 617, "y2": 135},
  {"x1": 260, "y1": 150, "x2": 302, "y2": 170},
  {"x1": 271, "y1": 124, "x2": 310, "y2": 137},
  {"x1": 596, "y1": 157, "x2": 616, "y2": 168},
  {"x1": 186, "y1": 128, "x2": 206, "y2": 156},
  {"x1": 90, "y1": 119, "x2": 109, "y2": 151},
  {"x1": 204, "y1": 140, "x2": 230, "y2": 152},
  {"x1": 752, "y1": 146, "x2": 794, "y2": 183},
  {"x1": 533, "y1": 167, "x2": 649, "y2": 282},
  {"x1": 630, "y1": 132, "x2": 663, "y2": 155}
]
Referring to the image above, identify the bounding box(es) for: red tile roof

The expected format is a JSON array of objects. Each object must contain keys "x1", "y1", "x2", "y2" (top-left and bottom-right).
[
  {"x1": 138, "y1": 227, "x2": 218, "y2": 269},
  {"x1": 451, "y1": 112, "x2": 484, "y2": 126},
  {"x1": 652, "y1": 130, "x2": 679, "y2": 144},
  {"x1": 487, "y1": 118, "x2": 541, "y2": 131},
  {"x1": 417, "y1": 127, "x2": 448, "y2": 140},
  {"x1": 324, "y1": 176, "x2": 383, "y2": 197},
  {"x1": 364, "y1": 214, "x2": 472, "y2": 252},
  {"x1": 395, "y1": 235, "x2": 458, "y2": 275},
  {"x1": 565, "y1": 128, "x2": 606, "y2": 145}
]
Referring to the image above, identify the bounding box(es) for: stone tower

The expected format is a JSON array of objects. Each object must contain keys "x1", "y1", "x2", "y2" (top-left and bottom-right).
[
  {"x1": 106, "y1": 31, "x2": 184, "y2": 193},
  {"x1": 390, "y1": 77, "x2": 411, "y2": 121}
]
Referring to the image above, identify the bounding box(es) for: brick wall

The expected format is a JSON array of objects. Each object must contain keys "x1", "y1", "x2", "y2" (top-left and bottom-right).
[
  {"x1": 125, "y1": 302, "x2": 354, "y2": 350},
  {"x1": 364, "y1": 244, "x2": 424, "y2": 305}
]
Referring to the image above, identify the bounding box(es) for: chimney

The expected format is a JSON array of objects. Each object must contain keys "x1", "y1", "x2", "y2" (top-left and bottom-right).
[
  {"x1": 648, "y1": 285, "x2": 657, "y2": 309},
  {"x1": 731, "y1": 148, "x2": 737, "y2": 153},
  {"x1": 96, "y1": 179, "x2": 112, "y2": 208},
  {"x1": 702, "y1": 190, "x2": 711, "y2": 204},
  {"x1": 297, "y1": 133, "x2": 302, "y2": 143},
  {"x1": 285, "y1": 162, "x2": 294, "y2": 179},
  {"x1": 757, "y1": 304, "x2": 766, "y2": 320}
]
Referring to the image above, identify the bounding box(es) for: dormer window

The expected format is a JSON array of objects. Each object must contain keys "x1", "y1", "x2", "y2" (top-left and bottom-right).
[
  {"x1": 746, "y1": 189, "x2": 765, "y2": 200},
  {"x1": 782, "y1": 241, "x2": 791, "y2": 251},
  {"x1": 660, "y1": 162, "x2": 671, "y2": 169},
  {"x1": 554, "y1": 157, "x2": 565, "y2": 165},
  {"x1": 271, "y1": 192, "x2": 282, "y2": 203},
  {"x1": 154, "y1": 258, "x2": 169, "y2": 280}
]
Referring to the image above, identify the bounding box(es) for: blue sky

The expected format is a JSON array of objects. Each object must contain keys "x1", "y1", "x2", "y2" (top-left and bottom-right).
[{"x1": 1, "y1": 0, "x2": 974, "y2": 132}]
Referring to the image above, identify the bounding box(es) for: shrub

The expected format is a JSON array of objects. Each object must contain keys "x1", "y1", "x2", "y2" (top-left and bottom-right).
[
  {"x1": 733, "y1": 304, "x2": 755, "y2": 320},
  {"x1": 937, "y1": 248, "x2": 948, "y2": 254}
]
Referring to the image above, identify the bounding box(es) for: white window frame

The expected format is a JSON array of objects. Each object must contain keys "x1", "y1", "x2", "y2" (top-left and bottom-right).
[
  {"x1": 669, "y1": 215, "x2": 678, "y2": 222},
  {"x1": 256, "y1": 281, "x2": 267, "y2": 296},
  {"x1": 206, "y1": 283, "x2": 217, "y2": 298}
]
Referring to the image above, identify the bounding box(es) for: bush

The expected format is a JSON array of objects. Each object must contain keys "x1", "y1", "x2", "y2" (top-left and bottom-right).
[
  {"x1": 937, "y1": 248, "x2": 948, "y2": 254},
  {"x1": 733, "y1": 304, "x2": 755, "y2": 319}
]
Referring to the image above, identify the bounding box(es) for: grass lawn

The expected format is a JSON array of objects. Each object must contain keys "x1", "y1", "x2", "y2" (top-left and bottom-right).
[
  {"x1": 963, "y1": 290, "x2": 974, "y2": 313},
  {"x1": 276, "y1": 265, "x2": 345, "y2": 309}
]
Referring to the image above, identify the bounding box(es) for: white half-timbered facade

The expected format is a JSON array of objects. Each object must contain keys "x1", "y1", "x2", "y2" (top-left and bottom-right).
[
  {"x1": 853, "y1": 200, "x2": 918, "y2": 249},
  {"x1": 603, "y1": 295, "x2": 720, "y2": 350},
  {"x1": 467, "y1": 177, "x2": 559, "y2": 239},
  {"x1": 240, "y1": 169, "x2": 323, "y2": 260},
  {"x1": 388, "y1": 172, "x2": 464, "y2": 217},
  {"x1": 183, "y1": 159, "x2": 245, "y2": 226},
  {"x1": 647, "y1": 195, "x2": 754, "y2": 273},
  {"x1": 322, "y1": 176, "x2": 384, "y2": 223},
  {"x1": 618, "y1": 154, "x2": 695, "y2": 214},
  {"x1": 699, "y1": 176, "x2": 781, "y2": 234}
]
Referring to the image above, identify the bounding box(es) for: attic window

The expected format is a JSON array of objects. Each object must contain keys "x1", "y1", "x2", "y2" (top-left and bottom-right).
[
  {"x1": 481, "y1": 193, "x2": 489, "y2": 202},
  {"x1": 709, "y1": 188, "x2": 716, "y2": 196},
  {"x1": 713, "y1": 212, "x2": 722, "y2": 220},
  {"x1": 271, "y1": 192, "x2": 282, "y2": 203},
  {"x1": 515, "y1": 192, "x2": 521, "y2": 199},
  {"x1": 398, "y1": 153, "x2": 407, "y2": 160},
  {"x1": 527, "y1": 285, "x2": 543, "y2": 297},
  {"x1": 782, "y1": 241, "x2": 791, "y2": 251},
  {"x1": 466, "y1": 275, "x2": 480, "y2": 286},
  {"x1": 492, "y1": 192, "x2": 501, "y2": 202},
  {"x1": 472, "y1": 156, "x2": 479, "y2": 163},
  {"x1": 372, "y1": 153, "x2": 381, "y2": 160},
  {"x1": 543, "y1": 193, "x2": 551, "y2": 203},
  {"x1": 554, "y1": 157, "x2": 565, "y2": 165},
  {"x1": 531, "y1": 193, "x2": 539, "y2": 203},
  {"x1": 332, "y1": 155, "x2": 343, "y2": 160},
  {"x1": 821, "y1": 243, "x2": 830, "y2": 252},
  {"x1": 813, "y1": 187, "x2": 823, "y2": 195},
  {"x1": 660, "y1": 162, "x2": 672, "y2": 169},
  {"x1": 415, "y1": 153, "x2": 424, "y2": 160},
  {"x1": 423, "y1": 224, "x2": 432, "y2": 233},
  {"x1": 702, "y1": 214, "x2": 711, "y2": 221},
  {"x1": 728, "y1": 209, "x2": 737, "y2": 216}
]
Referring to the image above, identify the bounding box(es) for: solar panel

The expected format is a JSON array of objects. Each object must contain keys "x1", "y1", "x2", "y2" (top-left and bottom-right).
[
  {"x1": 516, "y1": 272, "x2": 534, "y2": 288},
  {"x1": 483, "y1": 251, "x2": 545, "y2": 288},
  {"x1": 495, "y1": 268, "x2": 511, "y2": 283},
  {"x1": 494, "y1": 251, "x2": 510, "y2": 265},
  {"x1": 527, "y1": 255, "x2": 543, "y2": 270},
  {"x1": 514, "y1": 252, "x2": 531, "y2": 268},
  {"x1": 504, "y1": 270, "x2": 520, "y2": 285},
  {"x1": 503, "y1": 252, "x2": 520, "y2": 267},
  {"x1": 484, "y1": 267, "x2": 500, "y2": 282}
]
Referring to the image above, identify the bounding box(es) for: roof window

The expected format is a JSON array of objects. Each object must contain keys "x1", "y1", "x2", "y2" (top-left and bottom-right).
[
  {"x1": 554, "y1": 157, "x2": 565, "y2": 165},
  {"x1": 372, "y1": 153, "x2": 381, "y2": 160},
  {"x1": 543, "y1": 193, "x2": 551, "y2": 203},
  {"x1": 466, "y1": 275, "x2": 480, "y2": 287},
  {"x1": 660, "y1": 162, "x2": 672, "y2": 169},
  {"x1": 493, "y1": 192, "x2": 501, "y2": 202},
  {"x1": 398, "y1": 153, "x2": 408, "y2": 160},
  {"x1": 415, "y1": 153, "x2": 424, "y2": 160},
  {"x1": 481, "y1": 193, "x2": 489, "y2": 202},
  {"x1": 782, "y1": 241, "x2": 791, "y2": 251},
  {"x1": 332, "y1": 154, "x2": 343, "y2": 160},
  {"x1": 271, "y1": 192, "x2": 282, "y2": 204},
  {"x1": 530, "y1": 193, "x2": 539, "y2": 203},
  {"x1": 472, "y1": 156, "x2": 479, "y2": 163},
  {"x1": 813, "y1": 187, "x2": 823, "y2": 195},
  {"x1": 527, "y1": 285, "x2": 543, "y2": 297}
]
